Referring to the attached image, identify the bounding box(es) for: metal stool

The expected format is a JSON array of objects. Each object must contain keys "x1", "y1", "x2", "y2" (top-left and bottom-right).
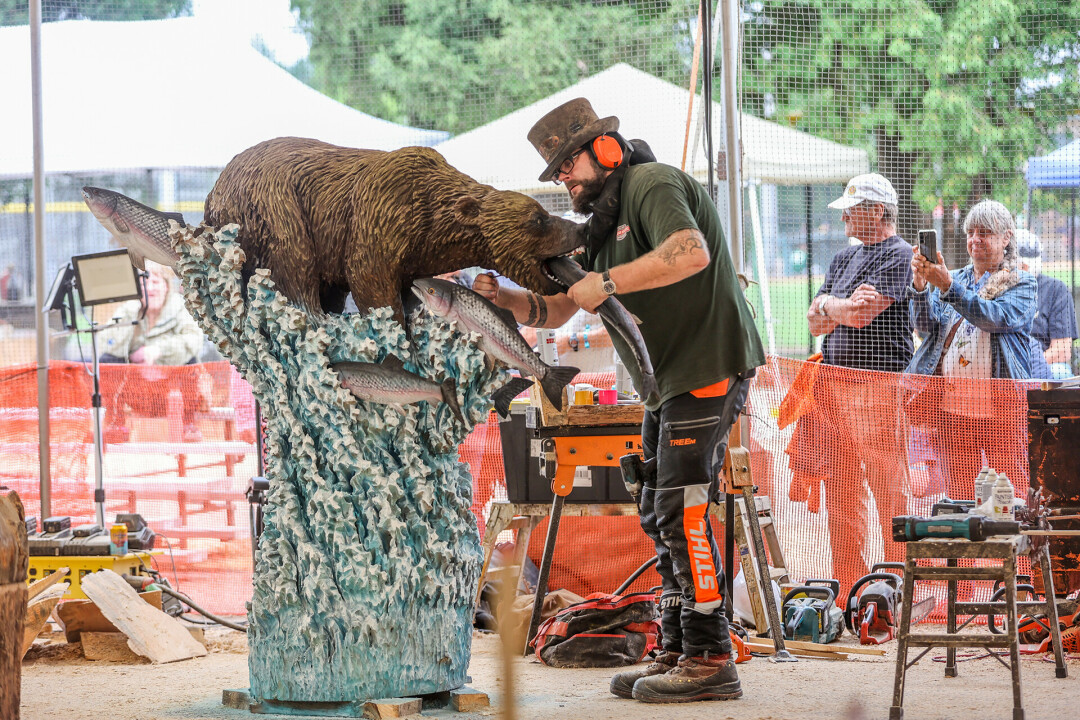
[{"x1": 890, "y1": 536, "x2": 1067, "y2": 720}]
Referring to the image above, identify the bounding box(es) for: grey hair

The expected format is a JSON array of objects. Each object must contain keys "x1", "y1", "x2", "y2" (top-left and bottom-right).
[
  {"x1": 964, "y1": 200, "x2": 1019, "y2": 299},
  {"x1": 963, "y1": 200, "x2": 1016, "y2": 238},
  {"x1": 880, "y1": 202, "x2": 897, "y2": 225}
]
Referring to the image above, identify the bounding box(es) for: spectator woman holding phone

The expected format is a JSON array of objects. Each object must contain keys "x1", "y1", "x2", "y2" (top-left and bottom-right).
[{"x1": 905, "y1": 200, "x2": 1036, "y2": 500}]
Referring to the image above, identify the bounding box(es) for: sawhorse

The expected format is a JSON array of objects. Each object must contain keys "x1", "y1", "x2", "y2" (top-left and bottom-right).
[{"x1": 889, "y1": 536, "x2": 1067, "y2": 720}]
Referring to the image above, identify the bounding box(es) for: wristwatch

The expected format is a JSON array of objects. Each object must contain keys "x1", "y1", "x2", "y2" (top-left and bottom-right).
[{"x1": 601, "y1": 269, "x2": 617, "y2": 296}]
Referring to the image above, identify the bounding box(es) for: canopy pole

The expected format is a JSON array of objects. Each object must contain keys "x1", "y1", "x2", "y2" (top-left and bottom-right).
[
  {"x1": 718, "y1": 0, "x2": 742, "y2": 273},
  {"x1": 31, "y1": 0, "x2": 51, "y2": 517}
]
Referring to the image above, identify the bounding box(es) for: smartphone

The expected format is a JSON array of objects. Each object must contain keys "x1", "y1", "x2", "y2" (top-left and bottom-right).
[{"x1": 918, "y1": 229, "x2": 938, "y2": 263}]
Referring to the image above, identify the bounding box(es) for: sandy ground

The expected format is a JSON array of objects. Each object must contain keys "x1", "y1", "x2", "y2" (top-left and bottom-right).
[{"x1": 17, "y1": 626, "x2": 1080, "y2": 720}]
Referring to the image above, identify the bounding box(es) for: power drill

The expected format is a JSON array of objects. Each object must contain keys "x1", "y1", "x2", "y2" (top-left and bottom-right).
[{"x1": 892, "y1": 514, "x2": 1021, "y2": 542}]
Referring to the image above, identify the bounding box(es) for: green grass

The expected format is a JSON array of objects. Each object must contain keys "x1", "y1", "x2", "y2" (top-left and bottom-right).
[{"x1": 744, "y1": 274, "x2": 824, "y2": 358}]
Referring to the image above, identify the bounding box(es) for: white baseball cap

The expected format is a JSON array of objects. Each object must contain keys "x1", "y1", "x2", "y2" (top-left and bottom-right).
[{"x1": 828, "y1": 173, "x2": 899, "y2": 209}]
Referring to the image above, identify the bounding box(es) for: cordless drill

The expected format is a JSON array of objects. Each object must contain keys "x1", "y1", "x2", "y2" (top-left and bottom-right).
[{"x1": 892, "y1": 514, "x2": 1021, "y2": 542}]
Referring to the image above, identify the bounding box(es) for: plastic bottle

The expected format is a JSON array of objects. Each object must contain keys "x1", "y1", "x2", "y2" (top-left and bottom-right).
[
  {"x1": 992, "y1": 473, "x2": 1015, "y2": 521},
  {"x1": 974, "y1": 467, "x2": 990, "y2": 506},
  {"x1": 981, "y1": 468, "x2": 999, "y2": 506},
  {"x1": 536, "y1": 328, "x2": 559, "y2": 366}
]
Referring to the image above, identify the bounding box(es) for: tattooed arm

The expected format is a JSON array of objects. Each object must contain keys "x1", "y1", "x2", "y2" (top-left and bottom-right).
[
  {"x1": 472, "y1": 272, "x2": 579, "y2": 328},
  {"x1": 566, "y1": 228, "x2": 710, "y2": 312}
]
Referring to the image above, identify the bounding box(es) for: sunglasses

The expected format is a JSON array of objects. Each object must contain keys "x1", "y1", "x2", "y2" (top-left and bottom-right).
[{"x1": 552, "y1": 148, "x2": 586, "y2": 185}]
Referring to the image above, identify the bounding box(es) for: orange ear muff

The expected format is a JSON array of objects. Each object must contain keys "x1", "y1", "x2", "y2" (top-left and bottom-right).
[{"x1": 592, "y1": 134, "x2": 623, "y2": 169}]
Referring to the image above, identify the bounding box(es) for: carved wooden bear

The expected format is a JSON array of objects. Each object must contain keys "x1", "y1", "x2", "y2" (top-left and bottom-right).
[{"x1": 204, "y1": 137, "x2": 583, "y2": 318}]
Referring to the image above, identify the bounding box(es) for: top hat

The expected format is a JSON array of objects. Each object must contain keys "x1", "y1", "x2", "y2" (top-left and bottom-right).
[{"x1": 528, "y1": 98, "x2": 620, "y2": 182}]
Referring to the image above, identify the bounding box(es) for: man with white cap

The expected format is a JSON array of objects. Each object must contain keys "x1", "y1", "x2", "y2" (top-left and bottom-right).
[
  {"x1": 1015, "y1": 228, "x2": 1077, "y2": 379},
  {"x1": 805, "y1": 172, "x2": 912, "y2": 597}
]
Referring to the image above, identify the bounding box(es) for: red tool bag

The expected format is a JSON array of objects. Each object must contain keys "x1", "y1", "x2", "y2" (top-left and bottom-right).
[{"x1": 530, "y1": 592, "x2": 660, "y2": 668}]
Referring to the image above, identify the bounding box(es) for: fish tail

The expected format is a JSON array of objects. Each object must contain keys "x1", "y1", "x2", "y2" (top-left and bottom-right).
[
  {"x1": 490, "y1": 376, "x2": 534, "y2": 418},
  {"x1": 540, "y1": 365, "x2": 579, "y2": 408},
  {"x1": 640, "y1": 373, "x2": 660, "y2": 405},
  {"x1": 441, "y1": 377, "x2": 466, "y2": 426}
]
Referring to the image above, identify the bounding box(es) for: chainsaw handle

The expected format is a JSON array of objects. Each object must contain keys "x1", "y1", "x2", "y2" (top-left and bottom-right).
[
  {"x1": 871, "y1": 562, "x2": 906, "y2": 576},
  {"x1": 844, "y1": 573, "x2": 902, "y2": 633},
  {"x1": 803, "y1": 578, "x2": 841, "y2": 600},
  {"x1": 987, "y1": 584, "x2": 1040, "y2": 634},
  {"x1": 783, "y1": 584, "x2": 836, "y2": 607},
  {"x1": 991, "y1": 575, "x2": 1032, "y2": 598}
]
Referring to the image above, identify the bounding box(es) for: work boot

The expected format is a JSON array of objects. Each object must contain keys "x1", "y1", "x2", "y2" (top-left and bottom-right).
[
  {"x1": 631, "y1": 652, "x2": 742, "y2": 703},
  {"x1": 608, "y1": 651, "x2": 680, "y2": 699}
]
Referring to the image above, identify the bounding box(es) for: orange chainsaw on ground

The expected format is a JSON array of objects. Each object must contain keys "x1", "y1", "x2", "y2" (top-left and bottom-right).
[
  {"x1": 986, "y1": 579, "x2": 1080, "y2": 654},
  {"x1": 844, "y1": 563, "x2": 936, "y2": 645}
]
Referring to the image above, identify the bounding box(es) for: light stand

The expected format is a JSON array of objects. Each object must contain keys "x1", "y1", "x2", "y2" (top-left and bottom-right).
[{"x1": 47, "y1": 250, "x2": 144, "y2": 528}]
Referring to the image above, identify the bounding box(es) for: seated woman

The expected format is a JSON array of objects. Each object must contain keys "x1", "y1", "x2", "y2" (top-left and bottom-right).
[
  {"x1": 99, "y1": 262, "x2": 208, "y2": 443},
  {"x1": 905, "y1": 200, "x2": 1036, "y2": 501}
]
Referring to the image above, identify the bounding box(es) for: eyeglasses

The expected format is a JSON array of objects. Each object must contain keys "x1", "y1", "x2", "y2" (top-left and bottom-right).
[{"x1": 552, "y1": 148, "x2": 586, "y2": 185}]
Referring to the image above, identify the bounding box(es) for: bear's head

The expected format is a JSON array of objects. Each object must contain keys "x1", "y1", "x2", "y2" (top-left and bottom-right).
[{"x1": 454, "y1": 190, "x2": 584, "y2": 297}]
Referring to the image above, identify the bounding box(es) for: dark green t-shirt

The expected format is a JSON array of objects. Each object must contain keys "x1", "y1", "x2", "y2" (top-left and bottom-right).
[{"x1": 584, "y1": 163, "x2": 765, "y2": 409}]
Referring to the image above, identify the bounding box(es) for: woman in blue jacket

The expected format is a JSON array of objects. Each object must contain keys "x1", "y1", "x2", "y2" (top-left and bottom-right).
[{"x1": 905, "y1": 200, "x2": 1036, "y2": 501}]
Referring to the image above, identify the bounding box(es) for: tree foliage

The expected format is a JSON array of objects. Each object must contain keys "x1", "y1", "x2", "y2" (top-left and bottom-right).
[
  {"x1": 291, "y1": 0, "x2": 694, "y2": 135},
  {"x1": 0, "y1": 0, "x2": 189, "y2": 26},
  {"x1": 742, "y1": 0, "x2": 1080, "y2": 253}
]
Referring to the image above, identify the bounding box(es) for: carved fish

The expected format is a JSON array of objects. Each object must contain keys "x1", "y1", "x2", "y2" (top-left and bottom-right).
[
  {"x1": 543, "y1": 255, "x2": 659, "y2": 404},
  {"x1": 411, "y1": 278, "x2": 579, "y2": 416},
  {"x1": 333, "y1": 355, "x2": 465, "y2": 425},
  {"x1": 81, "y1": 186, "x2": 182, "y2": 271}
]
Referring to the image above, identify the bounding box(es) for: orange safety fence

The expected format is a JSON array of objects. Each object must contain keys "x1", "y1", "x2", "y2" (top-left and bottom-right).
[{"x1": 2, "y1": 358, "x2": 1038, "y2": 619}]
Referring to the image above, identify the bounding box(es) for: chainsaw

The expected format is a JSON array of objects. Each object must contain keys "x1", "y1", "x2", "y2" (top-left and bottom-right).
[
  {"x1": 782, "y1": 579, "x2": 845, "y2": 643},
  {"x1": 844, "y1": 563, "x2": 936, "y2": 645},
  {"x1": 986, "y1": 581, "x2": 1080, "y2": 654}
]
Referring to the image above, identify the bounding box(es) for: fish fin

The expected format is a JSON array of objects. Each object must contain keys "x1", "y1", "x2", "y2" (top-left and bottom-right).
[
  {"x1": 162, "y1": 211, "x2": 185, "y2": 225},
  {"x1": 440, "y1": 378, "x2": 466, "y2": 426},
  {"x1": 540, "y1": 365, "x2": 579, "y2": 408},
  {"x1": 630, "y1": 313, "x2": 643, "y2": 325},
  {"x1": 495, "y1": 305, "x2": 518, "y2": 327},
  {"x1": 129, "y1": 252, "x2": 146, "y2": 271},
  {"x1": 491, "y1": 376, "x2": 533, "y2": 418},
  {"x1": 381, "y1": 354, "x2": 405, "y2": 371}
]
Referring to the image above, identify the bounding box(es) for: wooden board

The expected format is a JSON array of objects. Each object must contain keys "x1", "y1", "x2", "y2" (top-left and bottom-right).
[
  {"x1": 530, "y1": 381, "x2": 644, "y2": 428},
  {"x1": 21, "y1": 582, "x2": 67, "y2": 659},
  {"x1": 744, "y1": 637, "x2": 885, "y2": 657},
  {"x1": 26, "y1": 566, "x2": 68, "y2": 603},
  {"x1": 81, "y1": 631, "x2": 149, "y2": 663},
  {"x1": 80, "y1": 570, "x2": 206, "y2": 664},
  {"x1": 55, "y1": 590, "x2": 163, "y2": 643}
]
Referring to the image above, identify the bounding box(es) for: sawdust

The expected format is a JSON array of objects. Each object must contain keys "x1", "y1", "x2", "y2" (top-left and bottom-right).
[{"x1": 19, "y1": 629, "x2": 1080, "y2": 719}]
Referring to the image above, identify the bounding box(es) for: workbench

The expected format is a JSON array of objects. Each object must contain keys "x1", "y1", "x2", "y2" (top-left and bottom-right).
[{"x1": 491, "y1": 386, "x2": 789, "y2": 653}]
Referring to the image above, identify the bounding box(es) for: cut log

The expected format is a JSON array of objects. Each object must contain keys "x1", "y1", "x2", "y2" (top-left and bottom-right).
[{"x1": 80, "y1": 570, "x2": 205, "y2": 664}]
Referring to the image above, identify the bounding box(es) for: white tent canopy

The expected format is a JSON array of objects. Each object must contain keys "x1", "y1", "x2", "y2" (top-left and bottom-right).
[
  {"x1": 436, "y1": 63, "x2": 869, "y2": 194},
  {"x1": 1, "y1": 18, "x2": 447, "y2": 179}
]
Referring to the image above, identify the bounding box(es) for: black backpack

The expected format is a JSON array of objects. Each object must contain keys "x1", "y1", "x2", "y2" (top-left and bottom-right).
[{"x1": 530, "y1": 592, "x2": 660, "y2": 668}]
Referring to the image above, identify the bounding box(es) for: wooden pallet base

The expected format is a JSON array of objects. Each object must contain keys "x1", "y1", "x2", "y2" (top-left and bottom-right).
[{"x1": 224, "y1": 686, "x2": 489, "y2": 717}]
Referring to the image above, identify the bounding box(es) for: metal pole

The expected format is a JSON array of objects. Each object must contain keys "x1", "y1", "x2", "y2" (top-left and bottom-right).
[
  {"x1": 31, "y1": 0, "x2": 51, "y2": 517},
  {"x1": 718, "y1": 0, "x2": 743, "y2": 272},
  {"x1": 89, "y1": 322, "x2": 106, "y2": 528},
  {"x1": 1071, "y1": 189, "x2": 1076, "y2": 305},
  {"x1": 806, "y1": 185, "x2": 814, "y2": 356}
]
